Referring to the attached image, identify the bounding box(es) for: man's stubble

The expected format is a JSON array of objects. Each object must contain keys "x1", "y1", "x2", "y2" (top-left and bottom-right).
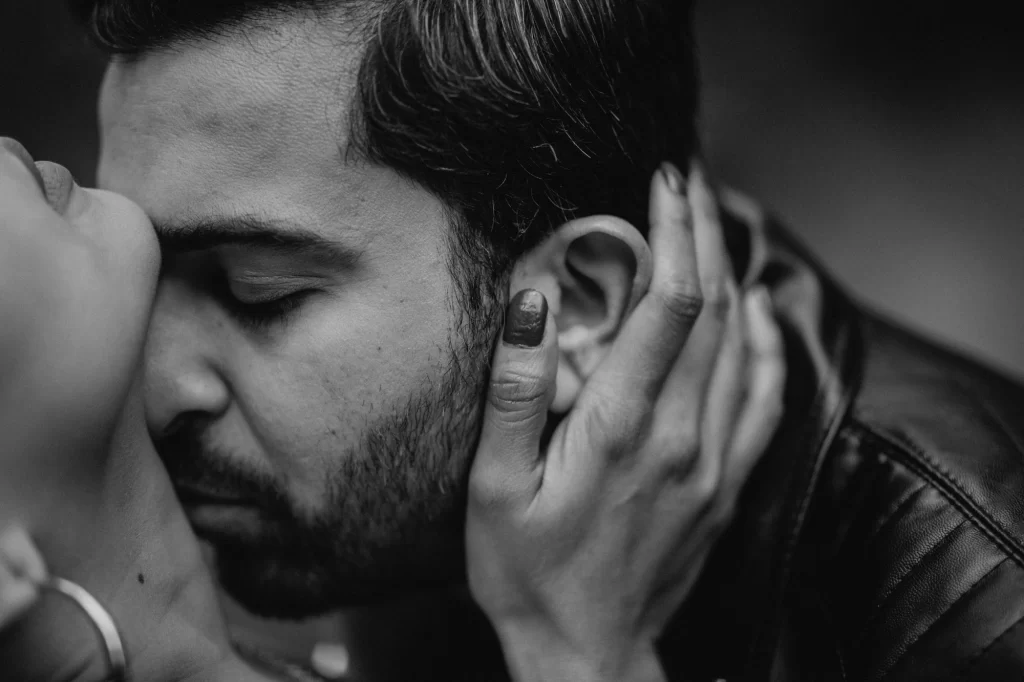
[{"x1": 156, "y1": 278, "x2": 505, "y2": 618}]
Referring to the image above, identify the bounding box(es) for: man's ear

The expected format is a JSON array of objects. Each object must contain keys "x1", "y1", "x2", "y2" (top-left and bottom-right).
[{"x1": 509, "y1": 215, "x2": 653, "y2": 414}]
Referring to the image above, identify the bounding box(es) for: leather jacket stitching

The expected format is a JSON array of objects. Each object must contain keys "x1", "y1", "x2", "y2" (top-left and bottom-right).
[
  {"x1": 861, "y1": 479, "x2": 927, "y2": 548},
  {"x1": 853, "y1": 421, "x2": 1024, "y2": 568},
  {"x1": 877, "y1": 556, "x2": 1009, "y2": 681},
  {"x1": 851, "y1": 517, "x2": 970, "y2": 648}
]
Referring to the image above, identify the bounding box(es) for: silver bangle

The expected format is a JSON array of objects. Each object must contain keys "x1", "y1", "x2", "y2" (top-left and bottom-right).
[{"x1": 40, "y1": 576, "x2": 128, "y2": 681}]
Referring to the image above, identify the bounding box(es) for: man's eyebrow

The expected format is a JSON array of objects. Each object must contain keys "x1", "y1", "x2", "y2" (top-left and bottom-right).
[{"x1": 154, "y1": 216, "x2": 364, "y2": 269}]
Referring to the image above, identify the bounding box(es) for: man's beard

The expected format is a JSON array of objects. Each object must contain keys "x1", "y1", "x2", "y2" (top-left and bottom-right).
[{"x1": 155, "y1": 321, "x2": 499, "y2": 619}]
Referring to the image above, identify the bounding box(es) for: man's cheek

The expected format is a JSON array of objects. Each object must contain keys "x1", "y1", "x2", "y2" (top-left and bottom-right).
[{"x1": 239, "y1": 387, "x2": 340, "y2": 494}]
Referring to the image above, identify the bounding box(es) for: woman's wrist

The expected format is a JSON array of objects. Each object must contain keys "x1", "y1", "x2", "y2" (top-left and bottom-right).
[{"x1": 494, "y1": 621, "x2": 666, "y2": 682}]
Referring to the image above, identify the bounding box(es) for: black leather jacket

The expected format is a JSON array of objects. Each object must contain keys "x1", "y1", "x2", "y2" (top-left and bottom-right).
[{"x1": 661, "y1": 191, "x2": 1024, "y2": 682}]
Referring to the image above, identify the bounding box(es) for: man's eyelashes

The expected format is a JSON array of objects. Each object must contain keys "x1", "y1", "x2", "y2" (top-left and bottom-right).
[{"x1": 213, "y1": 276, "x2": 310, "y2": 331}]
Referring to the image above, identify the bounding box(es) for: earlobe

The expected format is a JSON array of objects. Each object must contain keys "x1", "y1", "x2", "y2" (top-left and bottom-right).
[{"x1": 509, "y1": 215, "x2": 653, "y2": 413}]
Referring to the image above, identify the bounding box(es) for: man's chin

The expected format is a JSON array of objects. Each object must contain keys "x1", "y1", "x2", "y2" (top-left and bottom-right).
[
  {"x1": 215, "y1": 552, "x2": 342, "y2": 620},
  {"x1": 181, "y1": 499, "x2": 471, "y2": 617},
  {"x1": 182, "y1": 514, "x2": 335, "y2": 618}
]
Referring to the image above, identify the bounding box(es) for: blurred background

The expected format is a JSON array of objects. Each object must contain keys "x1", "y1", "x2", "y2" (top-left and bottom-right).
[
  {"x1": 698, "y1": 0, "x2": 1023, "y2": 378},
  {"x1": 2, "y1": 0, "x2": 1022, "y2": 677},
  {"x1": 2, "y1": 0, "x2": 1022, "y2": 377}
]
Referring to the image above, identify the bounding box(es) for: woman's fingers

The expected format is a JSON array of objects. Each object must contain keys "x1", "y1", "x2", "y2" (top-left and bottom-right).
[
  {"x1": 690, "y1": 162, "x2": 734, "y2": 286},
  {"x1": 695, "y1": 283, "x2": 749, "y2": 474},
  {"x1": 656, "y1": 287, "x2": 783, "y2": 612},
  {"x1": 592, "y1": 163, "x2": 703, "y2": 412},
  {"x1": 651, "y1": 164, "x2": 736, "y2": 481},
  {"x1": 675, "y1": 162, "x2": 734, "y2": 396},
  {"x1": 470, "y1": 290, "x2": 559, "y2": 507},
  {"x1": 724, "y1": 288, "x2": 786, "y2": 491}
]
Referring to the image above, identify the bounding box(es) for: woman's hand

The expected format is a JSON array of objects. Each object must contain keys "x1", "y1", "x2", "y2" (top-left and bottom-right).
[{"x1": 466, "y1": 163, "x2": 785, "y2": 681}]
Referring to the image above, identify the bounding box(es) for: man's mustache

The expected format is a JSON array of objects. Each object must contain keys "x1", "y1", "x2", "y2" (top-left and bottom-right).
[{"x1": 154, "y1": 426, "x2": 292, "y2": 516}]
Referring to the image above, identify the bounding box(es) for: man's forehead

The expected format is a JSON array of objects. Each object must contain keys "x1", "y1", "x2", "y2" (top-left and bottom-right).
[
  {"x1": 96, "y1": 15, "x2": 449, "y2": 261},
  {"x1": 103, "y1": 13, "x2": 362, "y2": 123},
  {"x1": 98, "y1": 15, "x2": 364, "y2": 193},
  {"x1": 93, "y1": 14, "x2": 417, "y2": 241}
]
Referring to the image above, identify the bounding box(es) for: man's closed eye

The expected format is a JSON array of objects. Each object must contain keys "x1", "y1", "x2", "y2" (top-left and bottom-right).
[{"x1": 217, "y1": 278, "x2": 312, "y2": 331}]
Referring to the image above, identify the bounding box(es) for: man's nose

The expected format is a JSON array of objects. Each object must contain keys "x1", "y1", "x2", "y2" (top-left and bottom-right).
[{"x1": 143, "y1": 282, "x2": 231, "y2": 438}]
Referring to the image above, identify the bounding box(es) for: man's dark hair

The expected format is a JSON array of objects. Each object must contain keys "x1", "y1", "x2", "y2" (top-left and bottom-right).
[{"x1": 70, "y1": 0, "x2": 698, "y2": 304}]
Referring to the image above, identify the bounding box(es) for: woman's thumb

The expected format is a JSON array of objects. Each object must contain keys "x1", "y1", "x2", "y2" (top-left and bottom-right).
[{"x1": 471, "y1": 290, "x2": 559, "y2": 506}]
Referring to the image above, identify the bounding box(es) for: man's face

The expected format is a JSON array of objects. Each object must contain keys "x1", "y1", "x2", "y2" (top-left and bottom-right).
[{"x1": 97, "y1": 17, "x2": 499, "y2": 616}]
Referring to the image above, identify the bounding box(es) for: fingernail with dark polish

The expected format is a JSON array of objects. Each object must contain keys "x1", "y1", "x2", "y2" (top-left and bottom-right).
[
  {"x1": 660, "y1": 161, "x2": 685, "y2": 195},
  {"x1": 503, "y1": 290, "x2": 548, "y2": 348}
]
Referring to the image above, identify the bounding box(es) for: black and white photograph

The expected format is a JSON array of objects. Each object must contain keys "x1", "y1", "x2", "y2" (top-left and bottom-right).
[{"x1": 1, "y1": 1, "x2": 1022, "y2": 680}]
